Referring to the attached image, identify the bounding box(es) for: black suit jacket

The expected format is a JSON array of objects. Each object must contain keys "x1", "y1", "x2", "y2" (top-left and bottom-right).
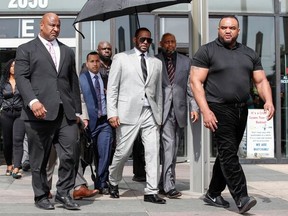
[{"x1": 15, "y1": 36, "x2": 81, "y2": 121}]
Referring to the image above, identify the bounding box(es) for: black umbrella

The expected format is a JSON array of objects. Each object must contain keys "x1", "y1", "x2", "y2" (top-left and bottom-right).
[{"x1": 73, "y1": 0, "x2": 192, "y2": 38}]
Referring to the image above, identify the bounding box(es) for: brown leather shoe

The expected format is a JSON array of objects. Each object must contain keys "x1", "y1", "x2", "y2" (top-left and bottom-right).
[{"x1": 73, "y1": 185, "x2": 99, "y2": 200}]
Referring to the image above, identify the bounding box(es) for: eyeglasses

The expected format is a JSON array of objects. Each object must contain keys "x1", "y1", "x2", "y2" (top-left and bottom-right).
[
  {"x1": 139, "y1": 37, "x2": 153, "y2": 44},
  {"x1": 101, "y1": 47, "x2": 112, "y2": 51}
]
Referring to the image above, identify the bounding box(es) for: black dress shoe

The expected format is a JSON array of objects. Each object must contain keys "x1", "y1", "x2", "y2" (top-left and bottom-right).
[
  {"x1": 166, "y1": 189, "x2": 182, "y2": 199},
  {"x1": 98, "y1": 187, "x2": 110, "y2": 195},
  {"x1": 144, "y1": 194, "x2": 166, "y2": 204},
  {"x1": 158, "y1": 189, "x2": 166, "y2": 195},
  {"x1": 55, "y1": 194, "x2": 80, "y2": 210},
  {"x1": 108, "y1": 182, "x2": 119, "y2": 198},
  {"x1": 35, "y1": 198, "x2": 55, "y2": 210},
  {"x1": 21, "y1": 160, "x2": 30, "y2": 171}
]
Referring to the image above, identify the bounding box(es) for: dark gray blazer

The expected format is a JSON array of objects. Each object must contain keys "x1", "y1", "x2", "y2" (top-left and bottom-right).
[
  {"x1": 156, "y1": 52, "x2": 198, "y2": 128},
  {"x1": 15, "y1": 36, "x2": 81, "y2": 121}
]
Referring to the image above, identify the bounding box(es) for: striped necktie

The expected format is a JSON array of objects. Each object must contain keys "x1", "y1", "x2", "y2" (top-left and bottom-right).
[{"x1": 167, "y1": 56, "x2": 175, "y2": 84}]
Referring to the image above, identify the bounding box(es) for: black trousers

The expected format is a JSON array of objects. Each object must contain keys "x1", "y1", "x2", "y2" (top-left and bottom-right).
[
  {"x1": 25, "y1": 106, "x2": 79, "y2": 201},
  {"x1": 208, "y1": 103, "x2": 248, "y2": 203},
  {"x1": 0, "y1": 109, "x2": 25, "y2": 168}
]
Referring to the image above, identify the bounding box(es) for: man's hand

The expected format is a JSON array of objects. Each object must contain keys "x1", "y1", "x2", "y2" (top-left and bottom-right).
[
  {"x1": 264, "y1": 102, "x2": 275, "y2": 121},
  {"x1": 202, "y1": 110, "x2": 218, "y2": 132},
  {"x1": 82, "y1": 119, "x2": 89, "y2": 128},
  {"x1": 190, "y1": 111, "x2": 199, "y2": 123},
  {"x1": 31, "y1": 101, "x2": 47, "y2": 119},
  {"x1": 109, "y1": 116, "x2": 120, "y2": 128}
]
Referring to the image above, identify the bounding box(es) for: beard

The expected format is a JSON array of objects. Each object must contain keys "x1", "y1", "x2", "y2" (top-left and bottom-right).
[
  {"x1": 100, "y1": 54, "x2": 111, "y2": 62},
  {"x1": 162, "y1": 48, "x2": 175, "y2": 55},
  {"x1": 218, "y1": 33, "x2": 238, "y2": 48}
]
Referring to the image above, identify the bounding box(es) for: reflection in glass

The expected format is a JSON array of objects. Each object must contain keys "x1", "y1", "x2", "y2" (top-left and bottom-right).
[
  {"x1": 0, "y1": 18, "x2": 75, "y2": 39},
  {"x1": 80, "y1": 20, "x2": 110, "y2": 65},
  {"x1": 0, "y1": 19, "x2": 19, "y2": 38},
  {"x1": 115, "y1": 14, "x2": 155, "y2": 54},
  {"x1": 280, "y1": 17, "x2": 288, "y2": 157},
  {"x1": 159, "y1": 17, "x2": 189, "y2": 43},
  {"x1": 209, "y1": 0, "x2": 274, "y2": 13}
]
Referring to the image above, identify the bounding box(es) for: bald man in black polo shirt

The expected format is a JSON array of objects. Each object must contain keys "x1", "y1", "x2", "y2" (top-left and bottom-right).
[{"x1": 190, "y1": 15, "x2": 274, "y2": 214}]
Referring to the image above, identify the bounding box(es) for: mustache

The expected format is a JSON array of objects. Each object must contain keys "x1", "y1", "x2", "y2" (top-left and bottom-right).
[{"x1": 162, "y1": 49, "x2": 175, "y2": 54}]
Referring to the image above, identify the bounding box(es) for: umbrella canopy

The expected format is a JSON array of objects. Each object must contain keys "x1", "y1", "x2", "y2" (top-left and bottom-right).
[
  {"x1": 73, "y1": 0, "x2": 192, "y2": 37},
  {"x1": 74, "y1": 0, "x2": 191, "y2": 24}
]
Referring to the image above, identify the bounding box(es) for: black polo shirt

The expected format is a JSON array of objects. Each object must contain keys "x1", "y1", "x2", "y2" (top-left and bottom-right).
[{"x1": 192, "y1": 38, "x2": 263, "y2": 103}]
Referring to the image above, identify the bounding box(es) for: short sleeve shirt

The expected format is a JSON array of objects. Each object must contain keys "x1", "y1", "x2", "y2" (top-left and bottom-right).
[{"x1": 192, "y1": 38, "x2": 263, "y2": 103}]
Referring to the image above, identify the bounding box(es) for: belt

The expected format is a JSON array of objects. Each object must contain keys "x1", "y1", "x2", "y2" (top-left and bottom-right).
[{"x1": 226, "y1": 102, "x2": 247, "y2": 108}]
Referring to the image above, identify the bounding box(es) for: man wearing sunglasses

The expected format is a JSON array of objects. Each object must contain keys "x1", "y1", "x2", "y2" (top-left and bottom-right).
[{"x1": 107, "y1": 27, "x2": 165, "y2": 204}]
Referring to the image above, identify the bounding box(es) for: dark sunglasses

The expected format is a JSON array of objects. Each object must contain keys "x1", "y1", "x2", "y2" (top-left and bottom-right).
[{"x1": 139, "y1": 37, "x2": 153, "y2": 44}]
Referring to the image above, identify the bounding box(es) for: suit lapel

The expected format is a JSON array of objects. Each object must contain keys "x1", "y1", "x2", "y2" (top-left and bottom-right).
[
  {"x1": 174, "y1": 53, "x2": 181, "y2": 84},
  {"x1": 35, "y1": 37, "x2": 56, "y2": 71},
  {"x1": 84, "y1": 72, "x2": 98, "y2": 108},
  {"x1": 57, "y1": 41, "x2": 66, "y2": 75},
  {"x1": 130, "y1": 51, "x2": 145, "y2": 83},
  {"x1": 158, "y1": 53, "x2": 170, "y2": 85},
  {"x1": 146, "y1": 55, "x2": 154, "y2": 84}
]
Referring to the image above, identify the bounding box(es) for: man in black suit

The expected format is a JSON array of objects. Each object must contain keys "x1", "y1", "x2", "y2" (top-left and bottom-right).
[{"x1": 15, "y1": 13, "x2": 81, "y2": 210}]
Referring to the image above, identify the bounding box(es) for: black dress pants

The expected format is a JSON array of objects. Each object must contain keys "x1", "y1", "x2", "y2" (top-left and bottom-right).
[
  {"x1": 208, "y1": 103, "x2": 248, "y2": 203},
  {"x1": 25, "y1": 106, "x2": 79, "y2": 201}
]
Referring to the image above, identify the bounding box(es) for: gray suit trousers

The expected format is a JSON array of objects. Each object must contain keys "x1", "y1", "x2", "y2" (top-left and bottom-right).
[
  {"x1": 159, "y1": 106, "x2": 184, "y2": 192},
  {"x1": 109, "y1": 107, "x2": 160, "y2": 194}
]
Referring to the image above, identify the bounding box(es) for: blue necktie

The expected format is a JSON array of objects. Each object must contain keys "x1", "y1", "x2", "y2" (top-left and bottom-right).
[{"x1": 94, "y1": 75, "x2": 102, "y2": 118}]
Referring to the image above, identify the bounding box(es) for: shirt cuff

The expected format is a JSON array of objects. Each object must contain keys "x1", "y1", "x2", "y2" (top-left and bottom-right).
[{"x1": 29, "y1": 99, "x2": 39, "y2": 109}]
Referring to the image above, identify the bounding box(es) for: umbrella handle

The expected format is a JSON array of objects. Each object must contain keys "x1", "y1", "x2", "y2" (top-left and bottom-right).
[
  {"x1": 73, "y1": 23, "x2": 85, "y2": 39},
  {"x1": 135, "y1": 7, "x2": 140, "y2": 28}
]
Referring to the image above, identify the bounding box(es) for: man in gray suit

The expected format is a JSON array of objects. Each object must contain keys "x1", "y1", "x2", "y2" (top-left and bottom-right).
[
  {"x1": 156, "y1": 33, "x2": 199, "y2": 198},
  {"x1": 107, "y1": 27, "x2": 165, "y2": 204},
  {"x1": 15, "y1": 13, "x2": 81, "y2": 210}
]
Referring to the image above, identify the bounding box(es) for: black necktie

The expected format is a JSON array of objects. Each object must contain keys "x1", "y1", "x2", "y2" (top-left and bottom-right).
[
  {"x1": 167, "y1": 56, "x2": 175, "y2": 84},
  {"x1": 94, "y1": 75, "x2": 102, "y2": 118},
  {"x1": 140, "y1": 53, "x2": 147, "y2": 82}
]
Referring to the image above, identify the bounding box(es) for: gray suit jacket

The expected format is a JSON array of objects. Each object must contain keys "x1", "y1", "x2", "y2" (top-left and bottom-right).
[
  {"x1": 156, "y1": 52, "x2": 198, "y2": 128},
  {"x1": 107, "y1": 49, "x2": 163, "y2": 125}
]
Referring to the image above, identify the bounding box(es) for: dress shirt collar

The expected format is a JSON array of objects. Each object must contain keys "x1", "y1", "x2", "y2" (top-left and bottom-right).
[
  {"x1": 163, "y1": 51, "x2": 176, "y2": 60},
  {"x1": 89, "y1": 71, "x2": 101, "y2": 80},
  {"x1": 134, "y1": 47, "x2": 147, "y2": 58},
  {"x1": 38, "y1": 34, "x2": 58, "y2": 47}
]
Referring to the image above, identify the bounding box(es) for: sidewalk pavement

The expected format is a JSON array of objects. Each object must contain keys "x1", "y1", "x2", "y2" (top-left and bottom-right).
[{"x1": 0, "y1": 162, "x2": 288, "y2": 216}]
